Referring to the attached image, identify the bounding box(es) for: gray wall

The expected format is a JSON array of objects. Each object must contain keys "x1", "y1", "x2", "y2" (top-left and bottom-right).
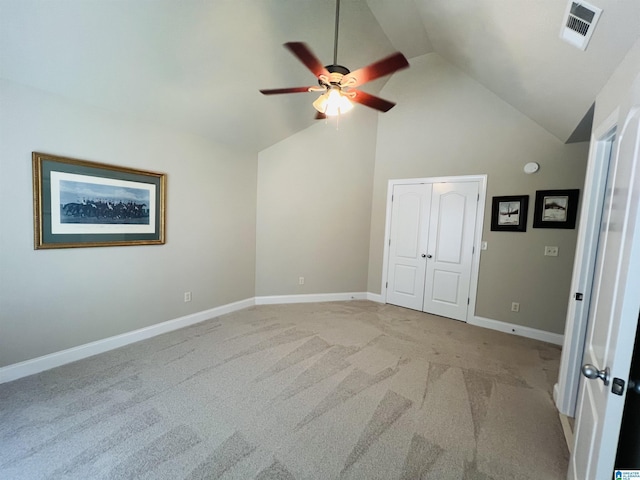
[
  {"x1": 255, "y1": 110, "x2": 377, "y2": 296},
  {"x1": 593, "y1": 37, "x2": 640, "y2": 127},
  {"x1": 0, "y1": 80, "x2": 257, "y2": 367},
  {"x1": 1, "y1": 50, "x2": 595, "y2": 368},
  {"x1": 368, "y1": 54, "x2": 589, "y2": 334}
]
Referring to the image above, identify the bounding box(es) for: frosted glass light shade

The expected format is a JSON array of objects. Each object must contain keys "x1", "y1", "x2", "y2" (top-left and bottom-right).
[{"x1": 312, "y1": 88, "x2": 353, "y2": 116}]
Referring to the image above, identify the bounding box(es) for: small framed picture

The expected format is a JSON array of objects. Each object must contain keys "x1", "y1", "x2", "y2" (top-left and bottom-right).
[
  {"x1": 491, "y1": 195, "x2": 529, "y2": 232},
  {"x1": 533, "y1": 189, "x2": 580, "y2": 229}
]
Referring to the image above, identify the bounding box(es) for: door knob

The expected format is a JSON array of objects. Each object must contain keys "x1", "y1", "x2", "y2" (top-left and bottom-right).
[
  {"x1": 582, "y1": 364, "x2": 610, "y2": 386},
  {"x1": 421, "y1": 254, "x2": 426, "y2": 258},
  {"x1": 426, "y1": 254, "x2": 433, "y2": 258}
]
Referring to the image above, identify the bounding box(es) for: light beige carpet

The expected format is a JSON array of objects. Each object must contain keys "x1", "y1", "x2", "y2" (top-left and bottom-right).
[{"x1": 0, "y1": 301, "x2": 568, "y2": 479}]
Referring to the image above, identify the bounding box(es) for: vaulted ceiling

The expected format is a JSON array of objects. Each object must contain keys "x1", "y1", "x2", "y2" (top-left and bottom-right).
[{"x1": 1, "y1": 0, "x2": 639, "y2": 152}]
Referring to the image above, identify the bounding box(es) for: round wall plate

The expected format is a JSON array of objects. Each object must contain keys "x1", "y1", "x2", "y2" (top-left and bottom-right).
[{"x1": 524, "y1": 162, "x2": 540, "y2": 174}]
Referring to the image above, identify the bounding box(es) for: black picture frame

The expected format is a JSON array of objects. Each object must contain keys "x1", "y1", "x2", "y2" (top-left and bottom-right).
[
  {"x1": 491, "y1": 195, "x2": 529, "y2": 232},
  {"x1": 532, "y1": 189, "x2": 580, "y2": 229},
  {"x1": 33, "y1": 152, "x2": 166, "y2": 249}
]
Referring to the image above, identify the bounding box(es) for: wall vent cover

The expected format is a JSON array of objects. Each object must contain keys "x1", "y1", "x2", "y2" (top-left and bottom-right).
[{"x1": 560, "y1": 1, "x2": 602, "y2": 50}]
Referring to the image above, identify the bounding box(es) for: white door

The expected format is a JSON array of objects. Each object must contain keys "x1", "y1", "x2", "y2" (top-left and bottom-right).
[
  {"x1": 386, "y1": 183, "x2": 432, "y2": 310},
  {"x1": 386, "y1": 181, "x2": 479, "y2": 321},
  {"x1": 570, "y1": 92, "x2": 640, "y2": 477},
  {"x1": 423, "y1": 182, "x2": 479, "y2": 321}
]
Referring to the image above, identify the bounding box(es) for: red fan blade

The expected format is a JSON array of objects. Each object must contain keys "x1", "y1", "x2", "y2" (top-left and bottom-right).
[
  {"x1": 315, "y1": 112, "x2": 327, "y2": 120},
  {"x1": 350, "y1": 90, "x2": 396, "y2": 112},
  {"x1": 343, "y1": 52, "x2": 409, "y2": 87},
  {"x1": 260, "y1": 87, "x2": 313, "y2": 95},
  {"x1": 284, "y1": 42, "x2": 330, "y2": 78}
]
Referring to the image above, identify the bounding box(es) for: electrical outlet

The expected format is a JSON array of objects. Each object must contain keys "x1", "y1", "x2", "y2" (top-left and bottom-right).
[
  {"x1": 544, "y1": 246, "x2": 559, "y2": 257},
  {"x1": 481, "y1": 241, "x2": 488, "y2": 251},
  {"x1": 184, "y1": 291, "x2": 192, "y2": 302},
  {"x1": 511, "y1": 302, "x2": 520, "y2": 312},
  {"x1": 298, "y1": 276, "x2": 305, "y2": 285}
]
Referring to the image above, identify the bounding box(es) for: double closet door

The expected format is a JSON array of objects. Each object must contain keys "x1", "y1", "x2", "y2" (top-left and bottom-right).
[{"x1": 386, "y1": 181, "x2": 479, "y2": 321}]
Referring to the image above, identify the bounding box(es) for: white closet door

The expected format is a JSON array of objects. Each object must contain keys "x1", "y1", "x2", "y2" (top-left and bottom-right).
[
  {"x1": 386, "y1": 183, "x2": 432, "y2": 310},
  {"x1": 422, "y1": 182, "x2": 479, "y2": 321}
]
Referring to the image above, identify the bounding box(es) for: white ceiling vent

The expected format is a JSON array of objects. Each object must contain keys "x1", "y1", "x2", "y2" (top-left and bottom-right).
[{"x1": 560, "y1": 1, "x2": 602, "y2": 50}]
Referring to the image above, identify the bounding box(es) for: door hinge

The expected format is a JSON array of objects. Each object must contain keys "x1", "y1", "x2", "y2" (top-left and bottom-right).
[
  {"x1": 389, "y1": 238, "x2": 391, "y2": 246},
  {"x1": 386, "y1": 282, "x2": 388, "y2": 289},
  {"x1": 477, "y1": 193, "x2": 480, "y2": 201},
  {"x1": 472, "y1": 246, "x2": 475, "y2": 254},
  {"x1": 391, "y1": 194, "x2": 394, "y2": 202},
  {"x1": 467, "y1": 298, "x2": 470, "y2": 305}
]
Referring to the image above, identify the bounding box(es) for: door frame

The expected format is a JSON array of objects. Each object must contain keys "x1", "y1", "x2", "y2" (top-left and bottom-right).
[
  {"x1": 555, "y1": 108, "x2": 619, "y2": 417},
  {"x1": 380, "y1": 174, "x2": 488, "y2": 322},
  {"x1": 569, "y1": 100, "x2": 640, "y2": 479}
]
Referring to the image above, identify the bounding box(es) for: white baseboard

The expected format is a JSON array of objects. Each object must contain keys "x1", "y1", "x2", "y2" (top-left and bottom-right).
[
  {"x1": 366, "y1": 292, "x2": 384, "y2": 303},
  {"x1": 469, "y1": 316, "x2": 564, "y2": 345},
  {"x1": 0, "y1": 297, "x2": 255, "y2": 384},
  {"x1": 559, "y1": 413, "x2": 574, "y2": 454},
  {"x1": 254, "y1": 292, "x2": 368, "y2": 305},
  {"x1": 1, "y1": 295, "x2": 563, "y2": 384}
]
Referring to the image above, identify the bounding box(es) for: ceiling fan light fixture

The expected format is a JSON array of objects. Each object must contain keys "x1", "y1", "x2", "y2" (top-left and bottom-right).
[
  {"x1": 313, "y1": 87, "x2": 353, "y2": 116},
  {"x1": 259, "y1": 0, "x2": 409, "y2": 117}
]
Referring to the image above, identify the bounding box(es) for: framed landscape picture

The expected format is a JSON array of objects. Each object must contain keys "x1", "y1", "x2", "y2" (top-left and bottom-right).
[
  {"x1": 491, "y1": 195, "x2": 529, "y2": 232},
  {"x1": 33, "y1": 152, "x2": 166, "y2": 249},
  {"x1": 533, "y1": 189, "x2": 580, "y2": 229}
]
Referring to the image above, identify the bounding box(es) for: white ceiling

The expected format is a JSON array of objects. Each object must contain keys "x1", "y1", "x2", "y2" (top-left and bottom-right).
[{"x1": 2, "y1": 0, "x2": 640, "y2": 152}]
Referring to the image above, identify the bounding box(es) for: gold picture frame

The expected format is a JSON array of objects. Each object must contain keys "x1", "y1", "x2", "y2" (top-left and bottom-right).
[{"x1": 33, "y1": 152, "x2": 166, "y2": 249}]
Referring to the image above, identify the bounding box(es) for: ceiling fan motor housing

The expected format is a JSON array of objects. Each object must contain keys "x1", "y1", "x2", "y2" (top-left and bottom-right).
[
  {"x1": 320, "y1": 64, "x2": 351, "y2": 86},
  {"x1": 326, "y1": 64, "x2": 350, "y2": 75}
]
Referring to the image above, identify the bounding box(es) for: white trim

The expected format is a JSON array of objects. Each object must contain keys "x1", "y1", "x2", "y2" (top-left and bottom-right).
[
  {"x1": 254, "y1": 292, "x2": 368, "y2": 305},
  {"x1": 0, "y1": 298, "x2": 255, "y2": 384},
  {"x1": 1, "y1": 294, "x2": 565, "y2": 384},
  {"x1": 380, "y1": 175, "x2": 488, "y2": 322},
  {"x1": 559, "y1": 413, "x2": 575, "y2": 454},
  {"x1": 380, "y1": 181, "x2": 395, "y2": 303},
  {"x1": 470, "y1": 315, "x2": 564, "y2": 345},
  {"x1": 366, "y1": 292, "x2": 384, "y2": 303},
  {"x1": 555, "y1": 107, "x2": 620, "y2": 417},
  {"x1": 469, "y1": 177, "x2": 488, "y2": 322}
]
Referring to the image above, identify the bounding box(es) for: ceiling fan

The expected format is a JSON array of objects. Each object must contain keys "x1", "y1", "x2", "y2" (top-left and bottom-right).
[{"x1": 259, "y1": 0, "x2": 409, "y2": 118}]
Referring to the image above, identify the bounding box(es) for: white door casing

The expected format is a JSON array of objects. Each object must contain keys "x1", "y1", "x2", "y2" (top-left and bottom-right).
[
  {"x1": 570, "y1": 84, "x2": 640, "y2": 478},
  {"x1": 423, "y1": 182, "x2": 479, "y2": 321},
  {"x1": 386, "y1": 183, "x2": 432, "y2": 310},
  {"x1": 555, "y1": 121, "x2": 617, "y2": 417}
]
